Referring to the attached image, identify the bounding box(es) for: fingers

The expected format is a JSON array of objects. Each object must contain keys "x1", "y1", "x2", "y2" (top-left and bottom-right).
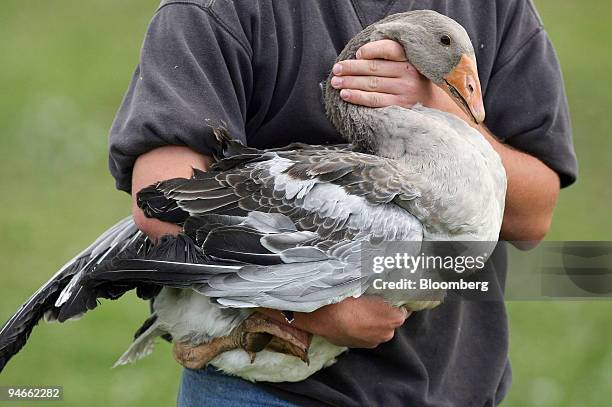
[
  {"x1": 360, "y1": 297, "x2": 411, "y2": 342},
  {"x1": 364, "y1": 307, "x2": 410, "y2": 347},
  {"x1": 331, "y1": 75, "x2": 413, "y2": 96},
  {"x1": 356, "y1": 39, "x2": 407, "y2": 61},
  {"x1": 333, "y1": 59, "x2": 417, "y2": 78},
  {"x1": 331, "y1": 43, "x2": 423, "y2": 109},
  {"x1": 337, "y1": 89, "x2": 411, "y2": 108},
  {"x1": 361, "y1": 316, "x2": 409, "y2": 348},
  {"x1": 316, "y1": 296, "x2": 413, "y2": 349},
  {"x1": 385, "y1": 305, "x2": 411, "y2": 329}
]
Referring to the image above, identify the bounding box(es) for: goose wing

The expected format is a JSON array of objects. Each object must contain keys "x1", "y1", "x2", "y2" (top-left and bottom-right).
[
  {"x1": 139, "y1": 147, "x2": 423, "y2": 243},
  {"x1": 130, "y1": 144, "x2": 427, "y2": 311},
  {"x1": 0, "y1": 217, "x2": 141, "y2": 372},
  {"x1": 54, "y1": 212, "x2": 378, "y2": 314}
]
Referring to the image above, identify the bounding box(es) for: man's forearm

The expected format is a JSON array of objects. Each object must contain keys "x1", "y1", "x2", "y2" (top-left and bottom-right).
[
  {"x1": 259, "y1": 296, "x2": 410, "y2": 348},
  {"x1": 477, "y1": 126, "x2": 560, "y2": 246},
  {"x1": 131, "y1": 145, "x2": 214, "y2": 241}
]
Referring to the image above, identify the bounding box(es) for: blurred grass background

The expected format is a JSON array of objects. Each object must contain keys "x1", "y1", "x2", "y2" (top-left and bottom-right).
[{"x1": 0, "y1": 1, "x2": 610, "y2": 406}]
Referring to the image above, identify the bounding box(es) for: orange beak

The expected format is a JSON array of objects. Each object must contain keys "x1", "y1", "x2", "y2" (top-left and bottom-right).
[{"x1": 440, "y1": 54, "x2": 485, "y2": 124}]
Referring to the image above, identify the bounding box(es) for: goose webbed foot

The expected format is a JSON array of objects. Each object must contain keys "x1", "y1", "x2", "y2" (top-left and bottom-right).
[
  {"x1": 241, "y1": 313, "x2": 311, "y2": 364},
  {"x1": 172, "y1": 313, "x2": 312, "y2": 370}
]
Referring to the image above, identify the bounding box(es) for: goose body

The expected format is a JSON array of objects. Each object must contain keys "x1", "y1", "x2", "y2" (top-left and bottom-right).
[{"x1": 0, "y1": 11, "x2": 506, "y2": 382}]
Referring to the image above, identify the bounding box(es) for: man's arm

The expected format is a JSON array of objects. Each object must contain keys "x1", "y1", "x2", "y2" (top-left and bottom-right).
[
  {"x1": 330, "y1": 40, "x2": 561, "y2": 248},
  {"x1": 131, "y1": 146, "x2": 213, "y2": 240},
  {"x1": 259, "y1": 297, "x2": 410, "y2": 349},
  {"x1": 470, "y1": 126, "x2": 560, "y2": 248}
]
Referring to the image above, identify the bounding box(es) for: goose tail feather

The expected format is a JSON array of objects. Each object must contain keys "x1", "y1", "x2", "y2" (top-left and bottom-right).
[{"x1": 113, "y1": 314, "x2": 164, "y2": 367}]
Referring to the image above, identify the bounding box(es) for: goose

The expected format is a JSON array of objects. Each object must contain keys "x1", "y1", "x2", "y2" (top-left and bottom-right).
[{"x1": 0, "y1": 10, "x2": 506, "y2": 382}]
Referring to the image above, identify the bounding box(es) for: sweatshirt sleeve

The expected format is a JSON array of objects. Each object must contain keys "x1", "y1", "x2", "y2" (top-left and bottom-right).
[
  {"x1": 108, "y1": 1, "x2": 252, "y2": 193},
  {"x1": 484, "y1": 1, "x2": 578, "y2": 188}
]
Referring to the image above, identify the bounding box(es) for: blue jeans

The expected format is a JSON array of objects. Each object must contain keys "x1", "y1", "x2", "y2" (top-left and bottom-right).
[{"x1": 177, "y1": 366, "x2": 298, "y2": 407}]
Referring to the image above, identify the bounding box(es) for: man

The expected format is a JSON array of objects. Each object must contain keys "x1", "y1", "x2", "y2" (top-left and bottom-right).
[{"x1": 109, "y1": 0, "x2": 577, "y2": 405}]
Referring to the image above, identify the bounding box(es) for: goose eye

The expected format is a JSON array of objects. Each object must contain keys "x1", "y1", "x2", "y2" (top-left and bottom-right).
[{"x1": 440, "y1": 35, "x2": 452, "y2": 46}]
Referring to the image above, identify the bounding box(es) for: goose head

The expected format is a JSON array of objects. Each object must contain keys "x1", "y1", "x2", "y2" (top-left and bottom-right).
[{"x1": 324, "y1": 10, "x2": 485, "y2": 148}]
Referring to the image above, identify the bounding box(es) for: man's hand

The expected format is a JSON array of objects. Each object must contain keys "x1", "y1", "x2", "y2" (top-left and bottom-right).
[
  {"x1": 259, "y1": 296, "x2": 411, "y2": 349},
  {"x1": 331, "y1": 39, "x2": 450, "y2": 112},
  {"x1": 331, "y1": 39, "x2": 474, "y2": 120}
]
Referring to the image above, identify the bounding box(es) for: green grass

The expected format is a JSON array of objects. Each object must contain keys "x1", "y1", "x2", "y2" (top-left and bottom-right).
[
  {"x1": 505, "y1": 2, "x2": 612, "y2": 406},
  {"x1": 0, "y1": 2, "x2": 182, "y2": 405},
  {"x1": 0, "y1": 1, "x2": 610, "y2": 406}
]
